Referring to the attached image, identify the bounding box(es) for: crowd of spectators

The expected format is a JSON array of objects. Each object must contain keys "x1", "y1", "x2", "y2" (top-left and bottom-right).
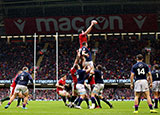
[
  {"x1": 0, "y1": 41, "x2": 34, "y2": 80},
  {"x1": 0, "y1": 36, "x2": 160, "y2": 81}
]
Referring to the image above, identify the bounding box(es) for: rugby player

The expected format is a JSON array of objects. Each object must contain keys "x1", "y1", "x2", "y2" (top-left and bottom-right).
[
  {"x1": 74, "y1": 64, "x2": 93, "y2": 109},
  {"x1": 5, "y1": 67, "x2": 33, "y2": 109},
  {"x1": 80, "y1": 42, "x2": 94, "y2": 69},
  {"x1": 90, "y1": 65, "x2": 113, "y2": 109},
  {"x1": 0, "y1": 70, "x2": 23, "y2": 106},
  {"x1": 78, "y1": 20, "x2": 98, "y2": 48},
  {"x1": 151, "y1": 64, "x2": 160, "y2": 108},
  {"x1": 56, "y1": 74, "x2": 71, "y2": 107},
  {"x1": 130, "y1": 54, "x2": 157, "y2": 113}
]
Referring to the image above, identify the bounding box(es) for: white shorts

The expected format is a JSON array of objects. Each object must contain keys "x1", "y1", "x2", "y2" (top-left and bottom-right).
[
  {"x1": 58, "y1": 90, "x2": 68, "y2": 95},
  {"x1": 92, "y1": 84, "x2": 104, "y2": 95},
  {"x1": 84, "y1": 61, "x2": 94, "y2": 68},
  {"x1": 15, "y1": 84, "x2": 28, "y2": 94},
  {"x1": 134, "y1": 79, "x2": 149, "y2": 92},
  {"x1": 76, "y1": 84, "x2": 86, "y2": 95},
  {"x1": 152, "y1": 81, "x2": 160, "y2": 92}
]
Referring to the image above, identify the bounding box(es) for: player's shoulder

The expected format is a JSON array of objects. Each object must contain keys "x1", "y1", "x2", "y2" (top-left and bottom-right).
[
  {"x1": 134, "y1": 62, "x2": 147, "y2": 68},
  {"x1": 94, "y1": 70, "x2": 99, "y2": 73},
  {"x1": 77, "y1": 69, "x2": 85, "y2": 73}
]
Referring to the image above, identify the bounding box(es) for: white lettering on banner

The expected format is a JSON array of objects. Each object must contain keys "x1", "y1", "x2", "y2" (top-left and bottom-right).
[
  {"x1": 72, "y1": 17, "x2": 84, "y2": 31},
  {"x1": 133, "y1": 15, "x2": 146, "y2": 29},
  {"x1": 35, "y1": 16, "x2": 124, "y2": 32},
  {"x1": 59, "y1": 18, "x2": 71, "y2": 31},
  {"x1": 36, "y1": 18, "x2": 58, "y2": 32},
  {"x1": 109, "y1": 16, "x2": 123, "y2": 30},
  {"x1": 14, "y1": 19, "x2": 26, "y2": 32}
]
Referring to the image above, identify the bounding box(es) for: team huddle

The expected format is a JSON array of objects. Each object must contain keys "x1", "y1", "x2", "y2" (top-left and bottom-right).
[{"x1": 0, "y1": 20, "x2": 160, "y2": 113}]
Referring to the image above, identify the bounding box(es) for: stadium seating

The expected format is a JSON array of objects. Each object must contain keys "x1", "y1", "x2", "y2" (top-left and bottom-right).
[{"x1": 0, "y1": 36, "x2": 160, "y2": 80}]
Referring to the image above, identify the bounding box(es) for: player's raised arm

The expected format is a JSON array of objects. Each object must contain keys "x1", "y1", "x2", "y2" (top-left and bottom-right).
[
  {"x1": 73, "y1": 50, "x2": 80, "y2": 67},
  {"x1": 84, "y1": 20, "x2": 98, "y2": 35}
]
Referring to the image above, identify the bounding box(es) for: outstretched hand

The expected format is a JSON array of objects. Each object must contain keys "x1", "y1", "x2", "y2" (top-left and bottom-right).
[{"x1": 91, "y1": 20, "x2": 98, "y2": 25}]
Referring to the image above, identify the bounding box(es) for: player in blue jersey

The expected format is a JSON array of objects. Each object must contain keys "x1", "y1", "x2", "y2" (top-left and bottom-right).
[
  {"x1": 151, "y1": 64, "x2": 160, "y2": 108},
  {"x1": 5, "y1": 67, "x2": 33, "y2": 109},
  {"x1": 80, "y1": 42, "x2": 94, "y2": 69},
  {"x1": 90, "y1": 65, "x2": 113, "y2": 109},
  {"x1": 74, "y1": 64, "x2": 94, "y2": 109},
  {"x1": 130, "y1": 54, "x2": 157, "y2": 113}
]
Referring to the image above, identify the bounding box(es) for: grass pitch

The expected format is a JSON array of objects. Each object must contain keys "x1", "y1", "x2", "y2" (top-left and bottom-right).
[{"x1": 0, "y1": 100, "x2": 159, "y2": 115}]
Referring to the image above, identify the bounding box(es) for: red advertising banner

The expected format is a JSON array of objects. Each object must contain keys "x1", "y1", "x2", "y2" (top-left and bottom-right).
[{"x1": 4, "y1": 14, "x2": 157, "y2": 35}]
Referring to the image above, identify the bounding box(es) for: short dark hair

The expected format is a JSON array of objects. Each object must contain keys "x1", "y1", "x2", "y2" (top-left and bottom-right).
[
  {"x1": 82, "y1": 42, "x2": 87, "y2": 46},
  {"x1": 96, "y1": 65, "x2": 102, "y2": 71},
  {"x1": 78, "y1": 28, "x2": 83, "y2": 34},
  {"x1": 136, "y1": 54, "x2": 143, "y2": 60},
  {"x1": 153, "y1": 64, "x2": 159, "y2": 70},
  {"x1": 61, "y1": 74, "x2": 66, "y2": 77}
]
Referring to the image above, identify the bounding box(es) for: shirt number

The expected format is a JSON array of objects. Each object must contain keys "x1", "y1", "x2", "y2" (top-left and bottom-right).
[
  {"x1": 137, "y1": 68, "x2": 145, "y2": 75},
  {"x1": 156, "y1": 73, "x2": 159, "y2": 78},
  {"x1": 20, "y1": 76, "x2": 24, "y2": 80}
]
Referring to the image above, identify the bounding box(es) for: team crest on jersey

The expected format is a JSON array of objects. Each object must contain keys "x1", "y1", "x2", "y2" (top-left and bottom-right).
[{"x1": 138, "y1": 64, "x2": 143, "y2": 68}]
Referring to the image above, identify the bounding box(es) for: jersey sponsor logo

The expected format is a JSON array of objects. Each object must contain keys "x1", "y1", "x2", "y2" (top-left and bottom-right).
[{"x1": 138, "y1": 63, "x2": 144, "y2": 68}]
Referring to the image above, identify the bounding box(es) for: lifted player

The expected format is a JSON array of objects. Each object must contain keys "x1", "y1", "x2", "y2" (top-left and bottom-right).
[
  {"x1": 78, "y1": 20, "x2": 98, "y2": 48},
  {"x1": 151, "y1": 64, "x2": 160, "y2": 108},
  {"x1": 56, "y1": 74, "x2": 71, "y2": 107},
  {"x1": 130, "y1": 54, "x2": 157, "y2": 113}
]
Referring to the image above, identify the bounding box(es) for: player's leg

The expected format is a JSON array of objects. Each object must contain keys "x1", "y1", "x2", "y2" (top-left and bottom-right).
[
  {"x1": 77, "y1": 94, "x2": 85, "y2": 108},
  {"x1": 59, "y1": 90, "x2": 69, "y2": 106},
  {"x1": 99, "y1": 95, "x2": 113, "y2": 108},
  {"x1": 0, "y1": 87, "x2": 14, "y2": 105},
  {"x1": 134, "y1": 92, "x2": 140, "y2": 113},
  {"x1": 153, "y1": 91, "x2": 159, "y2": 108},
  {"x1": 20, "y1": 86, "x2": 29, "y2": 109},
  {"x1": 70, "y1": 83, "x2": 77, "y2": 106},
  {"x1": 17, "y1": 98, "x2": 22, "y2": 107},
  {"x1": 74, "y1": 96, "x2": 80, "y2": 105},
  {"x1": 90, "y1": 94, "x2": 97, "y2": 109},
  {"x1": 84, "y1": 95, "x2": 90, "y2": 108},
  {"x1": 17, "y1": 92, "x2": 24, "y2": 107},
  {"x1": 145, "y1": 91, "x2": 157, "y2": 113},
  {"x1": 0, "y1": 97, "x2": 10, "y2": 105},
  {"x1": 95, "y1": 95, "x2": 101, "y2": 108},
  {"x1": 4, "y1": 93, "x2": 18, "y2": 109},
  {"x1": 75, "y1": 84, "x2": 86, "y2": 109},
  {"x1": 23, "y1": 92, "x2": 29, "y2": 109}
]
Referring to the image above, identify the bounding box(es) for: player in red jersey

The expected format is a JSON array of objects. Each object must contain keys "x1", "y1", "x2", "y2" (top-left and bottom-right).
[
  {"x1": 0, "y1": 70, "x2": 23, "y2": 106},
  {"x1": 56, "y1": 74, "x2": 71, "y2": 106},
  {"x1": 78, "y1": 20, "x2": 98, "y2": 48}
]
